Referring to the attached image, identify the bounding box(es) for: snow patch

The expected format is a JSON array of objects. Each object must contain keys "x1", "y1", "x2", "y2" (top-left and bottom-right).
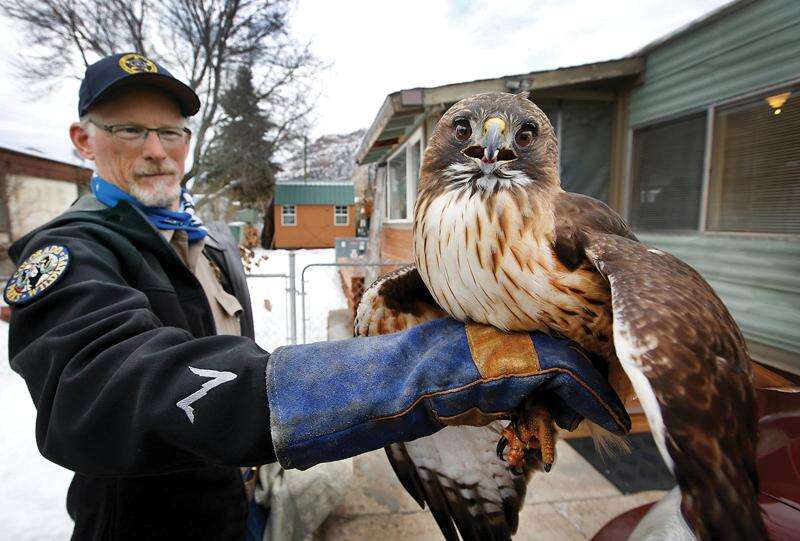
[
  {"x1": 0, "y1": 321, "x2": 74, "y2": 540},
  {"x1": 248, "y1": 248, "x2": 347, "y2": 350}
]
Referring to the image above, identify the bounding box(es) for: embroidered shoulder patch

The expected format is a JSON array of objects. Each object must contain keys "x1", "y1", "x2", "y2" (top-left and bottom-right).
[{"x1": 4, "y1": 245, "x2": 71, "y2": 305}]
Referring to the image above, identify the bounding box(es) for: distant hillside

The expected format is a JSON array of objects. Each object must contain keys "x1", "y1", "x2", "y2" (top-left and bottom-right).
[{"x1": 278, "y1": 129, "x2": 365, "y2": 183}]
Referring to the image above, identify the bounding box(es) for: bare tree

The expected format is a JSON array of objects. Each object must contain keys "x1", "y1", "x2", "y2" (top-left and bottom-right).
[
  {"x1": 1, "y1": 0, "x2": 322, "y2": 193},
  {"x1": 2, "y1": 0, "x2": 149, "y2": 90}
]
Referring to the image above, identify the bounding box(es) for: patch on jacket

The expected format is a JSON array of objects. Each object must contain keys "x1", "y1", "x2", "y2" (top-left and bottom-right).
[{"x1": 4, "y1": 245, "x2": 71, "y2": 305}]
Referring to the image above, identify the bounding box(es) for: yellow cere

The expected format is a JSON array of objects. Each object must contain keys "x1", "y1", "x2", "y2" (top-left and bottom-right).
[{"x1": 483, "y1": 117, "x2": 507, "y2": 135}]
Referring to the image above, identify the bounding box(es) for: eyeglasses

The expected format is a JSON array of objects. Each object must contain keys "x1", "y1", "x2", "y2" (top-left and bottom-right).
[{"x1": 87, "y1": 119, "x2": 191, "y2": 145}]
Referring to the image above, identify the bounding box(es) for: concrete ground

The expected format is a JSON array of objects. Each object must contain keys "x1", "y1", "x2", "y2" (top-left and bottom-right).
[
  {"x1": 323, "y1": 309, "x2": 666, "y2": 540},
  {"x1": 314, "y1": 444, "x2": 664, "y2": 540}
]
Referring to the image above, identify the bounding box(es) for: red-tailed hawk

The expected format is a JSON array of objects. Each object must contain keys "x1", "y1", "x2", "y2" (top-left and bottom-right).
[{"x1": 356, "y1": 92, "x2": 764, "y2": 540}]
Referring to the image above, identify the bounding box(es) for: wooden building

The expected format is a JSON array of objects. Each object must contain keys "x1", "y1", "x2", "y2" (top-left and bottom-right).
[
  {"x1": 0, "y1": 145, "x2": 91, "y2": 277},
  {"x1": 273, "y1": 181, "x2": 356, "y2": 249},
  {"x1": 356, "y1": 0, "x2": 800, "y2": 374},
  {"x1": 0, "y1": 145, "x2": 91, "y2": 243}
]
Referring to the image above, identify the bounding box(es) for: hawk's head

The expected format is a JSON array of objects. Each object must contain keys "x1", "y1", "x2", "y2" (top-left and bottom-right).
[{"x1": 420, "y1": 92, "x2": 559, "y2": 194}]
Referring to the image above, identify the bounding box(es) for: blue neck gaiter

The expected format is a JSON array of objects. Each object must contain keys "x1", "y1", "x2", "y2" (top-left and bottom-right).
[{"x1": 91, "y1": 175, "x2": 208, "y2": 243}]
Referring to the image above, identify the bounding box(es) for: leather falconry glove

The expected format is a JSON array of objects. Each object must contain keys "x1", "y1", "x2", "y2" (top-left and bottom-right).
[{"x1": 266, "y1": 317, "x2": 630, "y2": 470}]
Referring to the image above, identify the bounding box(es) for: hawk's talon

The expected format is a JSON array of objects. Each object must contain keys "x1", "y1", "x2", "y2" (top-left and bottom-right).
[
  {"x1": 496, "y1": 436, "x2": 508, "y2": 462},
  {"x1": 496, "y1": 401, "x2": 557, "y2": 473},
  {"x1": 512, "y1": 415, "x2": 521, "y2": 434}
]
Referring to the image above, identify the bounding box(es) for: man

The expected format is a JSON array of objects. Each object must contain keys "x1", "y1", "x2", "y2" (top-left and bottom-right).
[{"x1": 5, "y1": 53, "x2": 630, "y2": 540}]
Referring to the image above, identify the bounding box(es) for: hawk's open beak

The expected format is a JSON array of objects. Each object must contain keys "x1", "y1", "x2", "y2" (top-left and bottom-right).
[
  {"x1": 461, "y1": 116, "x2": 517, "y2": 167},
  {"x1": 482, "y1": 117, "x2": 506, "y2": 163}
]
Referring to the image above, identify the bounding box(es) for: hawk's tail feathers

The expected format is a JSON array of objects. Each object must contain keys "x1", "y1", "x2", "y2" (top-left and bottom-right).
[{"x1": 586, "y1": 420, "x2": 630, "y2": 458}]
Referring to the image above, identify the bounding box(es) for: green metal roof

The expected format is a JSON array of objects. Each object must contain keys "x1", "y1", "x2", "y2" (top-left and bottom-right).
[{"x1": 275, "y1": 182, "x2": 355, "y2": 205}]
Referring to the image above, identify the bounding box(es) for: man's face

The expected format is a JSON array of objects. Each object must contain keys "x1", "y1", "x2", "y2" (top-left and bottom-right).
[{"x1": 70, "y1": 86, "x2": 190, "y2": 209}]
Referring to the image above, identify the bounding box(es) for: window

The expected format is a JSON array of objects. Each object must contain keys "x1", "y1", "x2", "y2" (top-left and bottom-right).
[
  {"x1": 410, "y1": 140, "x2": 421, "y2": 193},
  {"x1": 629, "y1": 113, "x2": 707, "y2": 231},
  {"x1": 334, "y1": 205, "x2": 348, "y2": 225},
  {"x1": 387, "y1": 149, "x2": 407, "y2": 220},
  {"x1": 386, "y1": 129, "x2": 423, "y2": 222},
  {"x1": 281, "y1": 205, "x2": 296, "y2": 226},
  {"x1": 707, "y1": 87, "x2": 800, "y2": 234},
  {"x1": 560, "y1": 101, "x2": 613, "y2": 203},
  {"x1": 539, "y1": 100, "x2": 613, "y2": 202}
]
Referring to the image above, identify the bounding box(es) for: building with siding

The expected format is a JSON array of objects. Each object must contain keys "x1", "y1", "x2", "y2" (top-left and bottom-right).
[
  {"x1": 0, "y1": 146, "x2": 91, "y2": 275},
  {"x1": 0, "y1": 145, "x2": 91, "y2": 244},
  {"x1": 273, "y1": 181, "x2": 356, "y2": 248},
  {"x1": 357, "y1": 0, "x2": 800, "y2": 373},
  {"x1": 0, "y1": 145, "x2": 92, "y2": 279}
]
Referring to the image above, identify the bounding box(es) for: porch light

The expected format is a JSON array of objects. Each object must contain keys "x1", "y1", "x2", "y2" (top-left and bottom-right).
[{"x1": 765, "y1": 91, "x2": 791, "y2": 115}]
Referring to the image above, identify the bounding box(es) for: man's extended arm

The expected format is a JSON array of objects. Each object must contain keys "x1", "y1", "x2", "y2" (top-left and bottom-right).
[
  {"x1": 9, "y1": 224, "x2": 275, "y2": 475},
  {"x1": 9, "y1": 225, "x2": 628, "y2": 476}
]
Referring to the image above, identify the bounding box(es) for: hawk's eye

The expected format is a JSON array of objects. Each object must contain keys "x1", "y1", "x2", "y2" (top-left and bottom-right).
[
  {"x1": 515, "y1": 123, "x2": 537, "y2": 147},
  {"x1": 453, "y1": 119, "x2": 471, "y2": 141}
]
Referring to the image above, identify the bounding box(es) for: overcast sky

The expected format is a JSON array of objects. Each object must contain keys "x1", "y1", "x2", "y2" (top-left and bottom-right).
[{"x1": 0, "y1": 0, "x2": 731, "y2": 166}]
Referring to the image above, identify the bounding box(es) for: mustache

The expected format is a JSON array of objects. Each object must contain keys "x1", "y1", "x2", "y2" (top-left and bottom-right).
[{"x1": 134, "y1": 167, "x2": 177, "y2": 177}]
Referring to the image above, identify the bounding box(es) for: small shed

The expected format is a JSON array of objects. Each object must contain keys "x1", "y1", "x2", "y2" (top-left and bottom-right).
[{"x1": 273, "y1": 181, "x2": 356, "y2": 249}]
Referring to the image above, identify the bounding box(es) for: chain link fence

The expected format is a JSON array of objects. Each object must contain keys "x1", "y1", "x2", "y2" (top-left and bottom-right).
[{"x1": 300, "y1": 261, "x2": 408, "y2": 343}]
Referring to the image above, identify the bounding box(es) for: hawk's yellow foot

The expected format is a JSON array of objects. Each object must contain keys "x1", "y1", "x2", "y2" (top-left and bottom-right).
[{"x1": 497, "y1": 400, "x2": 556, "y2": 474}]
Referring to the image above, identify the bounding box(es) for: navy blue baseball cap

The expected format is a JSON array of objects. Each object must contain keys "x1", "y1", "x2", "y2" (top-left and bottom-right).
[{"x1": 78, "y1": 53, "x2": 200, "y2": 117}]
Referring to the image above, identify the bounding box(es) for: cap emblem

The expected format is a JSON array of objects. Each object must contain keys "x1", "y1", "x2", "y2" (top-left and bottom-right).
[{"x1": 119, "y1": 53, "x2": 157, "y2": 75}]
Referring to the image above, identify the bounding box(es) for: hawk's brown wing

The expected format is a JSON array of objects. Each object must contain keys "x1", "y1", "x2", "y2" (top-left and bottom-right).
[
  {"x1": 387, "y1": 424, "x2": 532, "y2": 541},
  {"x1": 356, "y1": 265, "x2": 533, "y2": 541},
  {"x1": 355, "y1": 264, "x2": 447, "y2": 337},
  {"x1": 581, "y1": 232, "x2": 764, "y2": 540},
  {"x1": 551, "y1": 191, "x2": 764, "y2": 538}
]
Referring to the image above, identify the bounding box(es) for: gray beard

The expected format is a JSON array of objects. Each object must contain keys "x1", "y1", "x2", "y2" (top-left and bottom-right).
[{"x1": 129, "y1": 178, "x2": 181, "y2": 208}]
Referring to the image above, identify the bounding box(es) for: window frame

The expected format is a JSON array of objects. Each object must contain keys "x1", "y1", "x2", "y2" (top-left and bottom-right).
[
  {"x1": 384, "y1": 127, "x2": 424, "y2": 224},
  {"x1": 281, "y1": 204, "x2": 297, "y2": 226},
  {"x1": 626, "y1": 111, "x2": 709, "y2": 233},
  {"x1": 334, "y1": 205, "x2": 349, "y2": 226},
  {"x1": 624, "y1": 78, "x2": 800, "y2": 239},
  {"x1": 706, "y1": 88, "x2": 800, "y2": 236}
]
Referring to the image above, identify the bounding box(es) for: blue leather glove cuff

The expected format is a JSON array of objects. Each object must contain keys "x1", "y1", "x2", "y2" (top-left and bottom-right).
[{"x1": 266, "y1": 318, "x2": 629, "y2": 470}]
